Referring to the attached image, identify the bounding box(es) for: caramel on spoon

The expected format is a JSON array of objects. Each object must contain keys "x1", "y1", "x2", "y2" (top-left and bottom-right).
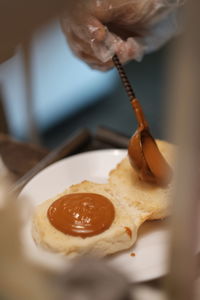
[{"x1": 112, "y1": 55, "x2": 172, "y2": 186}]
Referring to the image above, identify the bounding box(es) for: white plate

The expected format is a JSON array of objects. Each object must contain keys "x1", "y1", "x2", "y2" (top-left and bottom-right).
[{"x1": 20, "y1": 149, "x2": 170, "y2": 283}]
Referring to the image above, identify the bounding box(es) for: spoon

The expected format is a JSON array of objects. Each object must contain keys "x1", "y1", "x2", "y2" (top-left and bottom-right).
[{"x1": 112, "y1": 55, "x2": 172, "y2": 186}]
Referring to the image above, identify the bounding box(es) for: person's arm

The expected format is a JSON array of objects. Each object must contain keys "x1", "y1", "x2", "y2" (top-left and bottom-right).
[{"x1": 61, "y1": 0, "x2": 183, "y2": 70}]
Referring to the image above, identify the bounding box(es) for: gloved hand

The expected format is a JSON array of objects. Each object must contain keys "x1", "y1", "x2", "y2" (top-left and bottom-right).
[{"x1": 61, "y1": 0, "x2": 183, "y2": 70}]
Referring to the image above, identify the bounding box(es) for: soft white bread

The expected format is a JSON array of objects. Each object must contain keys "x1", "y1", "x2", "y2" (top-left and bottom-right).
[
  {"x1": 32, "y1": 181, "x2": 149, "y2": 257},
  {"x1": 32, "y1": 139, "x2": 175, "y2": 257},
  {"x1": 109, "y1": 140, "x2": 175, "y2": 220}
]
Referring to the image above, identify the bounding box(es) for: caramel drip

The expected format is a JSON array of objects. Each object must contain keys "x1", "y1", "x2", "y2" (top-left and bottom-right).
[{"x1": 124, "y1": 226, "x2": 132, "y2": 238}]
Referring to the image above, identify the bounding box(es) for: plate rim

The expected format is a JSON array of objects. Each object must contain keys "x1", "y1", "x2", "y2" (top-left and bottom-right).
[{"x1": 19, "y1": 148, "x2": 127, "y2": 196}]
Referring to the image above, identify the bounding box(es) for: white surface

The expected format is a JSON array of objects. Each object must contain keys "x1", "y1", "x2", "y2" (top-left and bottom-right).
[{"x1": 20, "y1": 149, "x2": 170, "y2": 283}]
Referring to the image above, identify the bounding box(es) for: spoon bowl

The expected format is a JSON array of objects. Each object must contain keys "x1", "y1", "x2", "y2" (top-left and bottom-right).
[{"x1": 128, "y1": 127, "x2": 172, "y2": 186}]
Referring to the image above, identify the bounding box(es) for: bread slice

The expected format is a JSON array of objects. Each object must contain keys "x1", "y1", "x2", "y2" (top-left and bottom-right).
[
  {"x1": 32, "y1": 181, "x2": 149, "y2": 257},
  {"x1": 109, "y1": 139, "x2": 175, "y2": 220},
  {"x1": 32, "y1": 139, "x2": 175, "y2": 257}
]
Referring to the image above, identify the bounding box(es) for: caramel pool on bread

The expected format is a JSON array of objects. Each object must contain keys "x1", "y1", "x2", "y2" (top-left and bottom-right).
[
  {"x1": 47, "y1": 193, "x2": 115, "y2": 238},
  {"x1": 32, "y1": 181, "x2": 140, "y2": 257}
]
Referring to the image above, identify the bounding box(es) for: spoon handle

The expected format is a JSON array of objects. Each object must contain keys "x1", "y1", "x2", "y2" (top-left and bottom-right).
[
  {"x1": 112, "y1": 55, "x2": 136, "y2": 101},
  {"x1": 112, "y1": 55, "x2": 148, "y2": 128}
]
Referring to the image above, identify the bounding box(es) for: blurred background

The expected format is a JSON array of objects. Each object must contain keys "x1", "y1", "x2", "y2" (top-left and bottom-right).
[
  {"x1": 0, "y1": 18, "x2": 172, "y2": 148},
  {"x1": 2, "y1": 2, "x2": 200, "y2": 300}
]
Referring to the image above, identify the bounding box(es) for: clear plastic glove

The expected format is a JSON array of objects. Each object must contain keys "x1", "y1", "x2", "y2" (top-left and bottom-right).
[{"x1": 61, "y1": 0, "x2": 183, "y2": 70}]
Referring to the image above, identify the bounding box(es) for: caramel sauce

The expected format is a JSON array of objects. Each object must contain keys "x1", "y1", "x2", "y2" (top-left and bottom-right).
[
  {"x1": 47, "y1": 193, "x2": 115, "y2": 238},
  {"x1": 124, "y1": 227, "x2": 132, "y2": 238},
  {"x1": 128, "y1": 99, "x2": 172, "y2": 186},
  {"x1": 141, "y1": 132, "x2": 172, "y2": 185}
]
